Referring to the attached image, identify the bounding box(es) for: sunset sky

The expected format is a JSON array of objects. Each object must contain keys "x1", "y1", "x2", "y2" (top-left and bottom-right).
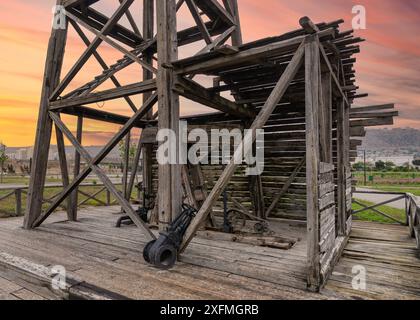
[{"x1": 0, "y1": 0, "x2": 419, "y2": 147}]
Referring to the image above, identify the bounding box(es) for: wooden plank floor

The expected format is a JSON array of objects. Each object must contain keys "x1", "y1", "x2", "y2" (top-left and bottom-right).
[
  {"x1": 323, "y1": 221, "x2": 420, "y2": 299},
  {"x1": 0, "y1": 206, "x2": 418, "y2": 300}
]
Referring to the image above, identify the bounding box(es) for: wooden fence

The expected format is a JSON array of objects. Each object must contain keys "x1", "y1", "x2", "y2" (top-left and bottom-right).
[
  {"x1": 0, "y1": 183, "x2": 122, "y2": 217},
  {"x1": 407, "y1": 193, "x2": 420, "y2": 250},
  {"x1": 353, "y1": 190, "x2": 420, "y2": 250}
]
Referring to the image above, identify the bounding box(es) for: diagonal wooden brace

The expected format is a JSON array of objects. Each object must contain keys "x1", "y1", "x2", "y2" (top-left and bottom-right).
[
  {"x1": 179, "y1": 40, "x2": 306, "y2": 253},
  {"x1": 32, "y1": 93, "x2": 157, "y2": 235}
]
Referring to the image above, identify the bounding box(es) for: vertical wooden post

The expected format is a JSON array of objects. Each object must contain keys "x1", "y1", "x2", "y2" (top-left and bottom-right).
[
  {"x1": 122, "y1": 131, "x2": 131, "y2": 201},
  {"x1": 142, "y1": 0, "x2": 154, "y2": 205},
  {"x1": 156, "y1": 0, "x2": 182, "y2": 230},
  {"x1": 15, "y1": 189, "x2": 22, "y2": 216},
  {"x1": 227, "y1": 0, "x2": 242, "y2": 46},
  {"x1": 343, "y1": 98, "x2": 351, "y2": 234},
  {"x1": 250, "y1": 174, "x2": 265, "y2": 218},
  {"x1": 69, "y1": 116, "x2": 83, "y2": 220},
  {"x1": 106, "y1": 189, "x2": 111, "y2": 206},
  {"x1": 24, "y1": 0, "x2": 68, "y2": 229},
  {"x1": 336, "y1": 98, "x2": 347, "y2": 236},
  {"x1": 305, "y1": 37, "x2": 321, "y2": 291},
  {"x1": 55, "y1": 119, "x2": 72, "y2": 219},
  {"x1": 319, "y1": 72, "x2": 332, "y2": 163}
]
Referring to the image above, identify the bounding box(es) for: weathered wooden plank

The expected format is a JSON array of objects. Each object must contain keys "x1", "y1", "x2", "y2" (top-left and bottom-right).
[
  {"x1": 157, "y1": 0, "x2": 182, "y2": 229},
  {"x1": 305, "y1": 36, "x2": 321, "y2": 291}
]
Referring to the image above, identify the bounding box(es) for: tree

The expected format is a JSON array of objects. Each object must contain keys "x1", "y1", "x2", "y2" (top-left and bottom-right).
[
  {"x1": 0, "y1": 143, "x2": 8, "y2": 183},
  {"x1": 7, "y1": 164, "x2": 15, "y2": 174},
  {"x1": 375, "y1": 160, "x2": 386, "y2": 171},
  {"x1": 20, "y1": 164, "x2": 31, "y2": 175},
  {"x1": 384, "y1": 161, "x2": 395, "y2": 171},
  {"x1": 352, "y1": 161, "x2": 364, "y2": 171},
  {"x1": 118, "y1": 138, "x2": 136, "y2": 172}
]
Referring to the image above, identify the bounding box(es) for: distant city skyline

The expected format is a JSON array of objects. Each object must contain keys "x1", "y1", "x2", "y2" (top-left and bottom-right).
[{"x1": 1, "y1": 0, "x2": 419, "y2": 147}]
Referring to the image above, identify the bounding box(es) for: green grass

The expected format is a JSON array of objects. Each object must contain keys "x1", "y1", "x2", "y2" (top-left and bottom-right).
[
  {"x1": 354, "y1": 170, "x2": 420, "y2": 196},
  {"x1": 353, "y1": 171, "x2": 420, "y2": 187},
  {"x1": 352, "y1": 198, "x2": 406, "y2": 224},
  {"x1": 0, "y1": 185, "x2": 124, "y2": 218},
  {"x1": 361, "y1": 185, "x2": 420, "y2": 197},
  {"x1": 0, "y1": 175, "x2": 61, "y2": 185},
  {"x1": 353, "y1": 171, "x2": 420, "y2": 179}
]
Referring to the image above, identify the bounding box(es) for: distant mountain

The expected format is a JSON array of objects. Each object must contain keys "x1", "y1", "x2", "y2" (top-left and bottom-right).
[{"x1": 361, "y1": 128, "x2": 420, "y2": 153}]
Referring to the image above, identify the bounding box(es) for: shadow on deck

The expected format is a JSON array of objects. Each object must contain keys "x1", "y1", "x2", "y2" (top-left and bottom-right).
[{"x1": 0, "y1": 207, "x2": 418, "y2": 300}]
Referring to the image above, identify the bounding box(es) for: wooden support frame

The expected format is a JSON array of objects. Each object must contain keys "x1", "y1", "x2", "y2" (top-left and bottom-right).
[
  {"x1": 26, "y1": 0, "x2": 241, "y2": 233},
  {"x1": 180, "y1": 40, "x2": 306, "y2": 252},
  {"x1": 48, "y1": 112, "x2": 155, "y2": 241},
  {"x1": 30, "y1": 92, "x2": 157, "y2": 232},
  {"x1": 50, "y1": 0, "x2": 136, "y2": 101},
  {"x1": 24, "y1": 2, "x2": 391, "y2": 292},
  {"x1": 66, "y1": 19, "x2": 139, "y2": 112}
]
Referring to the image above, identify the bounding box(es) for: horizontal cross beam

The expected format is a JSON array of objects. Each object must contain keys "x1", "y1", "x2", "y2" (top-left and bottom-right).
[{"x1": 49, "y1": 80, "x2": 156, "y2": 110}]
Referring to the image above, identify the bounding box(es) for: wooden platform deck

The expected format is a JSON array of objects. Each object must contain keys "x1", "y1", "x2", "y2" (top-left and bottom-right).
[{"x1": 0, "y1": 206, "x2": 418, "y2": 300}]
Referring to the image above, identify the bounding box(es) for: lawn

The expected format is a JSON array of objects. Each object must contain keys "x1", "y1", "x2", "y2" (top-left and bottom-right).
[
  {"x1": 0, "y1": 175, "x2": 61, "y2": 185},
  {"x1": 353, "y1": 171, "x2": 420, "y2": 186},
  {"x1": 354, "y1": 170, "x2": 420, "y2": 196},
  {"x1": 358, "y1": 185, "x2": 420, "y2": 197},
  {"x1": 352, "y1": 198, "x2": 406, "y2": 224}
]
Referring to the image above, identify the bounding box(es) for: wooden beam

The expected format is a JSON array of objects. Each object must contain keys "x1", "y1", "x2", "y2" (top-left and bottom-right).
[
  {"x1": 48, "y1": 113, "x2": 155, "y2": 241},
  {"x1": 50, "y1": 0, "x2": 135, "y2": 100},
  {"x1": 319, "y1": 44, "x2": 350, "y2": 107},
  {"x1": 265, "y1": 157, "x2": 305, "y2": 217},
  {"x1": 31, "y1": 93, "x2": 157, "y2": 229},
  {"x1": 118, "y1": 0, "x2": 141, "y2": 37},
  {"x1": 49, "y1": 80, "x2": 156, "y2": 110},
  {"x1": 24, "y1": 0, "x2": 68, "y2": 229},
  {"x1": 67, "y1": 20, "x2": 138, "y2": 112},
  {"x1": 122, "y1": 132, "x2": 131, "y2": 201},
  {"x1": 54, "y1": 116, "x2": 72, "y2": 220},
  {"x1": 336, "y1": 98, "x2": 347, "y2": 236},
  {"x1": 194, "y1": 0, "x2": 235, "y2": 27},
  {"x1": 141, "y1": 0, "x2": 155, "y2": 203},
  {"x1": 59, "y1": 106, "x2": 148, "y2": 128},
  {"x1": 69, "y1": 116, "x2": 83, "y2": 221},
  {"x1": 320, "y1": 72, "x2": 333, "y2": 162},
  {"x1": 350, "y1": 103, "x2": 394, "y2": 113},
  {"x1": 67, "y1": 5, "x2": 143, "y2": 47},
  {"x1": 172, "y1": 28, "x2": 334, "y2": 75},
  {"x1": 225, "y1": 0, "x2": 242, "y2": 46},
  {"x1": 305, "y1": 36, "x2": 321, "y2": 291},
  {"x1": 180, "y1": 40, "x2": 305, "y2": 253},
  {"x1": 157, "y1": 0, "x2": 182, "y2": 230},
  {"x1": 127, "y1": 132, "x2": 143, "y2": 203},
  {"x1": 186, "y1": 0, "x2": 212, "y2": 45},
  {"x1": 196, "y1": 26, "x2": 235, "y2": 55},
  {"x1": 63, "y1": 0, "x2": 99, "y2": 8},
  {"x1": 65, "y1": 11, "x2": 156, "y2": 74},
  {"x1": 174, "y1": 77, "x2": 255, "y2": 118}
]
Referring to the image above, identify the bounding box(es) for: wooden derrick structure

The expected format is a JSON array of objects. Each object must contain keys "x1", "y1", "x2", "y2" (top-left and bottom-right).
[{"x1": 25, "y1": 0, "x2": 398, "y2": 291}]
